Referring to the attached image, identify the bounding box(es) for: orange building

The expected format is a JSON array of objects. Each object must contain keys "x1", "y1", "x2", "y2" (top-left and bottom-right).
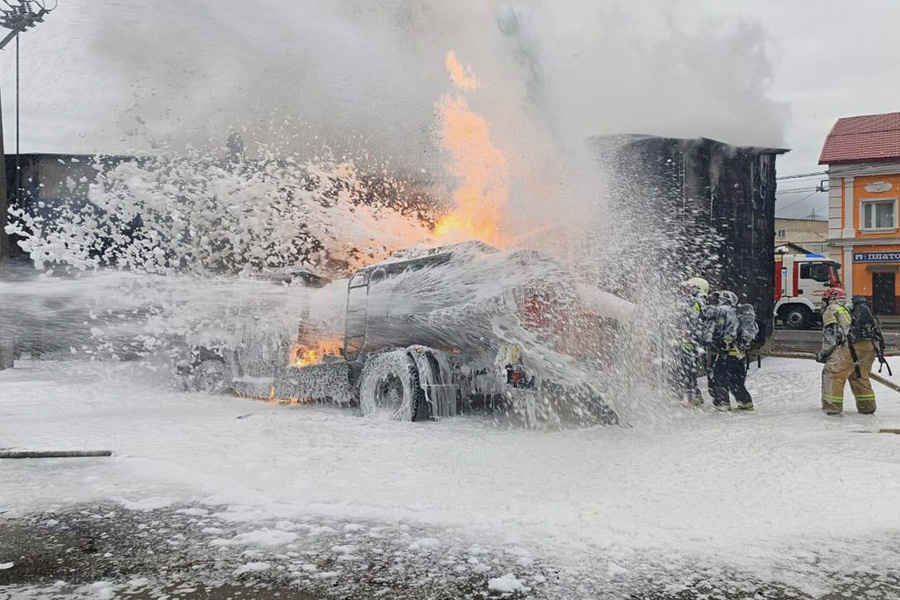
[{"x1": 820, "y1": 112, "x2": 900, "y2": 314}]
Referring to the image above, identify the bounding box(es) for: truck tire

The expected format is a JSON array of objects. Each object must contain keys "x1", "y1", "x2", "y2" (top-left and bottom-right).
[
  {"x1": 358, "y1": 351, "x2": 427, "y2": 421},
  {"x1": 782, "y1": 305, "x2": 812, "y2": 330}
]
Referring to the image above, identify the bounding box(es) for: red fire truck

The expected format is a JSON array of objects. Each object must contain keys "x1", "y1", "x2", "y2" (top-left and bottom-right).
[{"x1": 774, "y1": 253, "x2": 842, "y2": 329}]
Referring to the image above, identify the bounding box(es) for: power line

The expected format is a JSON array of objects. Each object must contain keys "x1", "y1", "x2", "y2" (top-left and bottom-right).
[
  {"x1": 776, "y1": 170, "x2": 827, "y2": 181},
  {"x1": 776, "y1": 187, "x2": 823, "y2": 194},
  {"x1": 776, "y1": 198, "x2": 830, "y2": 219},
  {"x1": 775, "y1": 189, "x2": 819, "y2": 214},
  {"x1": 776, "y1": 175, "x2": 825, "y2": 184}
]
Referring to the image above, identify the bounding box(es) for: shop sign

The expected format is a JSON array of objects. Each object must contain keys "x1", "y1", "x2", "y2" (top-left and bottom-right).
[{"x1": 853, "y1": 251, "x2": 900, "y2": 262}]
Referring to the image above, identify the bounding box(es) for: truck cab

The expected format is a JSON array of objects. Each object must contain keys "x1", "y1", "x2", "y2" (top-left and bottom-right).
[{"x1": 774, "y1": 253, "x2": 842, "y2": 329}]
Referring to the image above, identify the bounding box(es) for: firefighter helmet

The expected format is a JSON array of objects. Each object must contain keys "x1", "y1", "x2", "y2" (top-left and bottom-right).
[
  {"x1": 714, "y1": 290, "x2": 738, "y2": 307},
  {"x1": 684, "y1": 277, "x2": 709, "y2": 297},
  {"x1": 823, "y1": 287, "x2": 846, "y2": 304}
]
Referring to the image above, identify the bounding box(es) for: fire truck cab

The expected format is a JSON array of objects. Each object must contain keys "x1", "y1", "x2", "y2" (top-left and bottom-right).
[{"x1": 774, "y1": 253, "x2": 842, "y2": 329}]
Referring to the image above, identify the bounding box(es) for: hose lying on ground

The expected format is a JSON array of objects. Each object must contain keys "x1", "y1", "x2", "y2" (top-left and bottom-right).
[
  {"x1": 0, "y1": 450, "x2": 112, "y2": 459},
  {"x1": 765, "y1": 351, "x2": 900, "y2": 394}
]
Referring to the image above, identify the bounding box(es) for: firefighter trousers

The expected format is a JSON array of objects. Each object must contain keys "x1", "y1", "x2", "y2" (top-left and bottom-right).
[
  {"x1": 673, "y1": 346, "x2": 703, "y2": 405},
  {"x1": 709, "y1": 355, "x2": 752, "y2": 408},
  {"x1": 821, "y1": 344, "x2": 877, "y2": 414}
]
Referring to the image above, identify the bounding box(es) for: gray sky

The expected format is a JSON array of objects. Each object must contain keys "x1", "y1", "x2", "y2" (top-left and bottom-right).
[
  {"x1": 727, "y1": 0, "x2": 900, "y2": 219},
  {"x1": 1, "y1": 0, "x2": 898, "y2": 220}
]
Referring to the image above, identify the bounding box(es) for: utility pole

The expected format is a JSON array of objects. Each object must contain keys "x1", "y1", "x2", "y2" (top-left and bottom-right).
[
  {"x1": 0, "y1": 1, "x2": 55, "y2": 370},
  {"x1": 0, "y1": 1, "x2": 54, "y2": 275},
  {"x1": 0, "y1": 58, "x2": 6, "y2": 275}
]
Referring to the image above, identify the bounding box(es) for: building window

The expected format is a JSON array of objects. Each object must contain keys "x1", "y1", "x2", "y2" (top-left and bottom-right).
[
  {"x1": 777, "y1": 229, "x2": 786, "y2": 238},
  {"x1": 861, "y1": 199, "x2": 897, "y2": 231}
]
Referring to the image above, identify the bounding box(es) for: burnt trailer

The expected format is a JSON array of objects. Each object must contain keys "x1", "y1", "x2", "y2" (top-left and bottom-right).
[
  {"x1": 204, "y1": 241, "x2": 629, "y2": 426},
  {"x1": 594, "y1": 135, "x2": 788, "y2": 345}
]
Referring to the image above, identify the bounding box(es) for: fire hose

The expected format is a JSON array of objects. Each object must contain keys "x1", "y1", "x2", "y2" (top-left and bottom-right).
[{"x1": 766, "y1": 351, "x2": 900, "y2": 393}]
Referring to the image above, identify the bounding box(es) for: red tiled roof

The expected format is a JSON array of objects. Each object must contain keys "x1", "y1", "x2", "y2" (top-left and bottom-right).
[{"x1": 819, "y1": 112, "x2": 900, "y2": 164}]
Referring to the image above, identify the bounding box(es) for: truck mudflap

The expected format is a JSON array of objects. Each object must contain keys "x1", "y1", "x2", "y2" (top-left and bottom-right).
[
  {"x1": 424, "y1": 383, "x2": 459, "y2": 418},
  {"x1": 407, "y1": 345, "x2": 459, "y2": 419}
]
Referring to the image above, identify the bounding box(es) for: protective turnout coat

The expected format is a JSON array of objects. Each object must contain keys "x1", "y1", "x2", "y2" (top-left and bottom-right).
[
  {"x1": 705, "y1": 303, "x2": 753, "y2": 409},
  {"x1": 705, "y1": 304, "x2": 743, "y2": 359},
  {"x1": 820, "y1": 299, "x2": 876, "y2": 414},
  {"x1": 671, "y1": 294, "x2": 707, "y2": 405}
]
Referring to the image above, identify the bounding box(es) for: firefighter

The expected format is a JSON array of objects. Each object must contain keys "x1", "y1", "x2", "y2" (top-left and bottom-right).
[
  {"x1": 816, "y1": 288, "x2": 876, "y2": 415},
  {"x1": 706, "y1": 290, "x2": 753, "y2": 411},
  {"x1": 851, "y1": 293, "x2": 890, "y2": 374},
  {"x1": 672, "y1": 277, "x2": 709, "y2": 405}
]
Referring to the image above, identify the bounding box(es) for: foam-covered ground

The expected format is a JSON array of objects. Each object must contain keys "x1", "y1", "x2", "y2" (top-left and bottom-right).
[{"x1": 2, "y1": 358, "x2": 900, "y2": 598}]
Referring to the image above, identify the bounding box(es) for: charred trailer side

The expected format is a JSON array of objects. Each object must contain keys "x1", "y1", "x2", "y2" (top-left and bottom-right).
[{"x1": 593, "y1": 135, "x2": 788, "y2": 347}]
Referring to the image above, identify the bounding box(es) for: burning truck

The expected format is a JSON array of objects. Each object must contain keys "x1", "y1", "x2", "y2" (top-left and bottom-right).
[{"x1": 181, "y1": 241, "x2": 629, "y2": 426}]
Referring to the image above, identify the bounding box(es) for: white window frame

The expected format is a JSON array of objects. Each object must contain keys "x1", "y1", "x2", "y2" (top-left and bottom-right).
[{"x1": 860, "y1": 197, "x2": 898, "y2": 232}]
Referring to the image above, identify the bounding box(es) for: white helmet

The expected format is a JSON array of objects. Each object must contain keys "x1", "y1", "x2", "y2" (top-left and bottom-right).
[
  {"x1": 684, "y1": 277, "x2": 709, "y2": 297},
  {"x1": 714, "y1": 290, "x2": 738, "y2": 307}
]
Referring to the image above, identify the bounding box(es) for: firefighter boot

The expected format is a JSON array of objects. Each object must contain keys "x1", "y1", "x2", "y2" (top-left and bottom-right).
[{"x1": 689, "y1": 387, "x2": 704, "y2": 407}]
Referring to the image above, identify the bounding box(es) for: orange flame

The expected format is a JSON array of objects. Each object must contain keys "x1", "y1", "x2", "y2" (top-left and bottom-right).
[
  {"x1": 445, "y1": 51, "x2": 479, "y2": 91},
  {"x1": 433, "y1": 52, "x2": 508, "y2": 248},
  {"x1": 290, "y1": 339, "x2": 343, "y2": 368}
]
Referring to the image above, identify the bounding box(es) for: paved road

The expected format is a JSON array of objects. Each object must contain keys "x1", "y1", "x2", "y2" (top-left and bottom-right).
[{"x1": 771, "y1": 328, "x2": 900, "y2": 355}]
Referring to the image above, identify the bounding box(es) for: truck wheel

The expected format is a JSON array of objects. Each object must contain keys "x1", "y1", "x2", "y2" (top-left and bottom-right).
[
  {"x1": 190, "y1": 359, "x2": 229, "y2": 393},
  {"x1": 358, "y1": 352, "x2": 427, "y2": 421},
  {"x1": 782, "y1": 306, "x2": 812, "y2": 330}
]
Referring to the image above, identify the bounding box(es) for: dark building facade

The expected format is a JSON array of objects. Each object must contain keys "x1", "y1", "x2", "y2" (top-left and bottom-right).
[
  {"x1": 595, "y1": 135, "x2": 788, "y2": 344},
  {"x1": 2, "y1": 153, "x2": 134, "y2": 265}
]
